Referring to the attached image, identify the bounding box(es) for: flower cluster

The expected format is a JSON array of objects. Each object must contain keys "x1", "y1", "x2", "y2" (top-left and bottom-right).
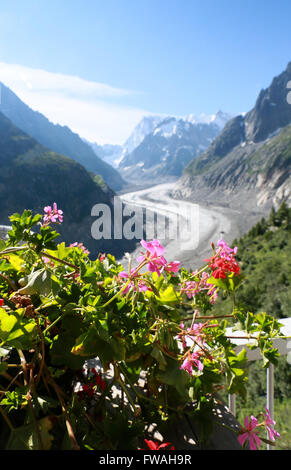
[
  {"x1": 238, "y1": 407, "x2": 280, "y2": 450},
  {"x1": 180, "y1": 271, "x2": 218, "y2": 304},
  {"x1": 180, "y1": 350, "x2": 204, "y2": 373},
  {"x1": 70, "y1": 242, "x2": 90, "y2": 255},
  {"x1": 137, "y1": 239, "x2": 180, "y2": 276},
  {"x1": 118, "y1": 239, "x2": 180, "y2": 294},
  {"x1": 118, "y1": 269, "x2": 150, "y2": 294},
  {"x1": 43, "y1": 203, "x2": 63, "y2": 226},
  {"x1": 76, "y1": 368, "x2": 106, "y2": 401},
  {"x1": 179, "y1": 322, "x2": 213, "y2": 374},
  {"x1": 205, "y1": 239, "x2": 240, "y2": 279}
]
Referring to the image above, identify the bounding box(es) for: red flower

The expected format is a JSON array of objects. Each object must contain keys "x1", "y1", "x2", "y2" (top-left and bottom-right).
[
  {"x1": 91, "y1": 368, "x2": 106, "y2": 391},
  {"x1": 76, "y1": 369, "x2": 106, "y2": 401},
  {"x1": 0, "y1": 299, "x2": 4, "y2": 307},
  {"x1": 141, "y1": 439, "x2": 175, "y2": 450},
  {"x1": 205, "y1": 252, "x2": 240, "y2": 279},
  {"x1": 82, "y1": 383, "x2": 95, "y2": 397}
]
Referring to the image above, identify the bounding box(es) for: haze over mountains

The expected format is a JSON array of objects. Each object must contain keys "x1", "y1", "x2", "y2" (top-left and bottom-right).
[{"x1": 0, "y1": 82, "x2": 125, "y2": 191}]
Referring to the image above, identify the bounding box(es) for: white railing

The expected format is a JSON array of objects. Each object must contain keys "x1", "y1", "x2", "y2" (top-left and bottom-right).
[
  {"x1": 227, "y1": 317, "x2": 291, "y2": 450},
  {"x1": 0, "y1": 225, "x2": 11, "y2": 239}
]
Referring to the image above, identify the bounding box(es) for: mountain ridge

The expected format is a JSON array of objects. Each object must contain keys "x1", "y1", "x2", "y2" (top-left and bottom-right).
[
  {"x1": 0, "y1": 82, "x2": 125, "y2": 191},
  {"x1": 174, "y1": 62, "x2": 291, "y2": 211},
  {"x1": 117, "y1": 111, "x2": 232, "y2": 184}
]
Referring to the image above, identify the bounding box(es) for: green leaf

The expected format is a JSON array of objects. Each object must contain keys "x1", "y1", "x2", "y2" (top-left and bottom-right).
[
  {"x1": 150, "y1": 345, "x2": 167, "y2": 370},
  {"x1": 157, "y1": 285, "x2": 180, "y2": 304},
  {"x1": 71, "y1": 324, "x2": 125, "y2": 366},
  {"x1": 156, "y1": 357, "x2": 189, "y2": 399},
  {"x1": 17, "y1": 268, "x2": 52, "y2": 296},
  {"x1": 207, "y1": 276, "x2": 229, "y2": 290},
  {"x1": 0, "y1": 361, "x2": 8, "y2": 374},
  {"x1": 45, "y1": 243, "x2": 71, "y2": 262},
  {"x1": 0, "y1": 308, "x2": 37, "y2": 348},
  {"x1": 6, "y1": 417, "x2": 55, "y2": 450},
  {"x1": 6, "y1": 253, "x2": 26, "y2": 272}
]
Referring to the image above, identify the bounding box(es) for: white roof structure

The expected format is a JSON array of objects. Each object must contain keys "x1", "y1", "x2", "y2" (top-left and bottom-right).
[{"x1": 226, "y1": 317, "x2": 291, "y2": 361}]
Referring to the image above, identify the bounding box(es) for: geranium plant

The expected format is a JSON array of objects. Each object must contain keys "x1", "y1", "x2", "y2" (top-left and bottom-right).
[{"x1": 0, "y1": 206, "x2": 282, "y2": 450}]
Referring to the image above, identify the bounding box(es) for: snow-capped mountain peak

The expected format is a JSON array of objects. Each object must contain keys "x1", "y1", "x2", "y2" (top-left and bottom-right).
[
  {"x1": 185, "y1": 110, "x2": 233, "y2": 130},
  {"x1": 122, "y1": 115, "x2": 165, "y2": 154},
  {"x1": 88, "y1": 110, "x2": 233, "y2": 173}
]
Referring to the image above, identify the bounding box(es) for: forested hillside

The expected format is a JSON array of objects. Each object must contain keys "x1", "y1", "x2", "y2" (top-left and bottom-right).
[{"x1": 214, "y1": 202, "x2": 291, "y2": 449}]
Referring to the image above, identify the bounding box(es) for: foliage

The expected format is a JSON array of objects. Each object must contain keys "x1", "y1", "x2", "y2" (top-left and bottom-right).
[
  {"x1": 212, "y1": 202, "x2": 291, "y2": 319},
  {"x1": 0, "y1": 208, "x2": 284, "y2": 450},
  {"x1": 213, "y1": 202, "x2": 291, "y2": 449}
]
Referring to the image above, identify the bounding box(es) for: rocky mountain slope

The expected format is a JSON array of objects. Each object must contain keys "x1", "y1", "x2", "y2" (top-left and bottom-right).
[
  {"x1": 0, "y1": 82, "x2": 125, "y2": 191},
  {"x1": 174, "y1": 62, "x2": 291, "y2": 211}
]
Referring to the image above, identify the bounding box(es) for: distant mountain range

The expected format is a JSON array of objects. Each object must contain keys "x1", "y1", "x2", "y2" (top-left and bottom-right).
[
  {"x1": 118, "y1": 111, "x2": 231, "y2": 183},
  {"x1": 174, "y1": 62, "x2": 291, "y2": 211},
  {"x1": 88, "y1": 111, "x2": 232, "y2": 184},
  {"x1": 84, "y1": 141, "x2": 123, "y2": 168},
  {"x1": 0, "y1": 82, "x2": 126, "y2": 191}
]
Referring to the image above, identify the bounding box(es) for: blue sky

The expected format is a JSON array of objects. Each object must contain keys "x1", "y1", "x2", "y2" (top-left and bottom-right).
[{"x1": 0, "y1": 0, "x2": 290, "y2": 143}]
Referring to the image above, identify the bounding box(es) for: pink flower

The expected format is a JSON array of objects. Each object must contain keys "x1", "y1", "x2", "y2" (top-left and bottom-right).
[
  {"x1": 263, "y1": 407, "x2": 280, "y2": 442},
  {"x1": 42, "y1": 256, "x2": 55, "y2": 267},
  {"x1": 164, "y1": 261, "x2": 181, "y2": 274},
  {"x1": 238, "y1": 416, "x2": 261, "y2": 450},
  {"x1": 140, "y1": 239, "x2": 165, "y2": 257},
  {"x1": 217, "y1": 239, "x2": 238, "y2": 259},
  {"x1": 179, "y1": 322, "x2": 206, "y2": 350},
  {"x1": 180, "y1": 356, "x2": 194, "y2": 375},
  {"x1": 70, "y1": 242, "x2": 90, "y2": 255},
  {"x1": 43, "y1": 203, "x2": 63, "y2": 226},
  {"x1": 118, "y1": 269, "x2": 149, "y2": 294},
  {"x1": 180, "y1": 271, "x2": 218, "y2": 303},
  {"x1": 136, "y1": 239, "x2": 167, "y2": 276},
  {"x1": 205, "y1": 239, "x2": 240, "y2": 279},
  {"x1": 180, "y1": 351, "x2": 204, "y2": 375}
]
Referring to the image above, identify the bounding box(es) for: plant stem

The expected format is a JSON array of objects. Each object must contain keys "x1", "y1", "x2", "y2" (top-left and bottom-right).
[
  {"x1": 0, "y1": 273, "x2": 17, "y2": 291},
  {"x1": 0, "y1": 246, "x2": 29, "y2": 255},
  {"x1": 34, "y1": 318, "x2": 45, "y2": 386},
  {"x1": 226, "y1": 335, "x2": 257, "y2": 340},
  {"x1": 46, "y1": 371, "x2": 80, "y2": 450},
  {"x1": 17, "y1": 348, "x2": 44, "y2": 450},
  {"x1": 43, "y1": 315, "x2": 63, "y2": 335},
  {"x1": 40, "y1": 251, "x2": 79, "y2": 270},
  {"x1": 183, "y1": 314, "x2": 234, "y2": 321},
  {"x1": 99, "y1": 280, "x2": 131, "y2": 308}
]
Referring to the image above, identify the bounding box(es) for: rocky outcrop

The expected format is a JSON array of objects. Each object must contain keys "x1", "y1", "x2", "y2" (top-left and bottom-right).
[{"x1": 175, "y1": 63, "x2": 291, "y2": 212}]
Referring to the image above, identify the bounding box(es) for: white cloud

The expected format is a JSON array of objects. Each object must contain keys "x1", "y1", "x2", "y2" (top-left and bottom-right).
[{"x1": 0, "y1": 61, "x2": 148, "y2": 144}]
